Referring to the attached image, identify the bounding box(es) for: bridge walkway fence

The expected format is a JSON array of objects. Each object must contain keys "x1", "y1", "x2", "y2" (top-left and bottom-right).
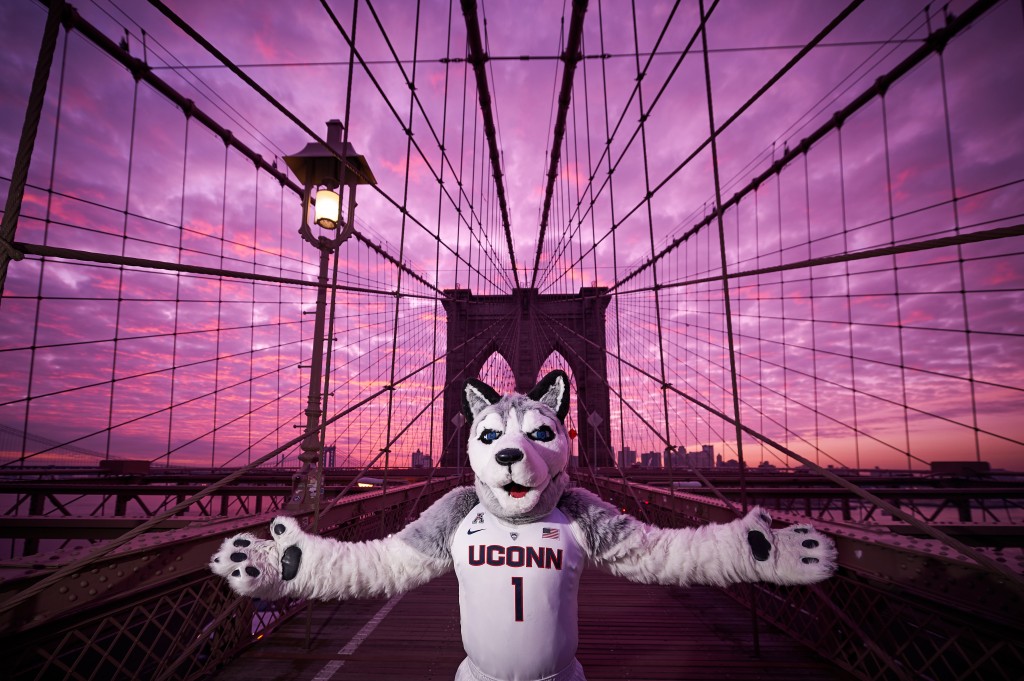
[
  {"x1": 2, "y1": 468, "x2": 1023, "y2": 681},
  {"x1": 587, "y1": 475, "x2": 1024, "y2": 681},
  {"x1": 1, "y1": 477, "x2": 464, "y2": 681}
]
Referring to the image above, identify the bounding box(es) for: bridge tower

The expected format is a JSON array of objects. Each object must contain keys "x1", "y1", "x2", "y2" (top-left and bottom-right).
[{"x1": 441, "y1": 287, "x2": 613, "y2": 468}]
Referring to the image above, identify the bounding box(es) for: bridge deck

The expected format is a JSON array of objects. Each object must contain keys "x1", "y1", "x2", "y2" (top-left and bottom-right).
[{"x1": 213, "y1": 569, "x2": 846, "y2": 681}]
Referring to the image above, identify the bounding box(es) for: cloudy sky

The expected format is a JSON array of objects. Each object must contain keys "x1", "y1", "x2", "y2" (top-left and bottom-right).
[{"x1": 1, "y1": 0, "x2": 1022, "y2": 471}]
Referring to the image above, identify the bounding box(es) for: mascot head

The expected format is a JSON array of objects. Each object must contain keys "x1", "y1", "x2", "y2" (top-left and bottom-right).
[{"x1": 462, "y1": 370, "x2": 572, "y2": 524}]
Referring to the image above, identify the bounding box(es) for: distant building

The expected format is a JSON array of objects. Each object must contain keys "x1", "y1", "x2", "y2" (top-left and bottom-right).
[
  {"x1": 716, "y1": 453, "x2": 739, "y2": 469},
  {"x1": 641, "y1": 451, "x2": 662, "y2": 468},
  {"x1": 411, "y1": 449, "x2": 432, "y2": 468},
  {"x1": 667, "y1": 444, "x2": 714, "y2": 469},
  {"x1": 617, "y1": 446, "x2": 637, "y2": 469},
  {"x1": 690, "y1": 444, "x2": 714, "y2": 469},
  {"x1": 323, "y1": 445, "x2": 337, "y2": 468}
]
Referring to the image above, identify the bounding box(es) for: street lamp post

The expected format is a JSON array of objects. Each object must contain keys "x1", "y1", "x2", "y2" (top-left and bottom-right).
[{"x1": 283, "y1": 120, "x2": 376, "y2": 510}]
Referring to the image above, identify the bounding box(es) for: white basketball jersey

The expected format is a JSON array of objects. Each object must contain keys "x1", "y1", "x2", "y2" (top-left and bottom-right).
[{"x1": 451, "y1": 503, "x2": 585, "y2": 681}]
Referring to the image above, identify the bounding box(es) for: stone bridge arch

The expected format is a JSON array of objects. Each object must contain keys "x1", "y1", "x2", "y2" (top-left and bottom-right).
[{"x1": 441, "y1": 287, "x2": 612, "y2": 468}]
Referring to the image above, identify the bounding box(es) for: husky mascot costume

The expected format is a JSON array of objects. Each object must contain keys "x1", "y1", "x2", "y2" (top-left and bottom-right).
[{"x1": 212, "y1": 371, "x2": 836, "y2": 681}]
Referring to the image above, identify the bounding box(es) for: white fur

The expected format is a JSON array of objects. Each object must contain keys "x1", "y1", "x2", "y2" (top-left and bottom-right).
[
  {"x1": 467, "y1": 397, "x2": 569, "y2": 519},
  {"x1": 210, "y1": 516, "x2": 449, "y2": 601},
  {"x1": 560, "y1": 490, "x2": 837, "y2": 587}
]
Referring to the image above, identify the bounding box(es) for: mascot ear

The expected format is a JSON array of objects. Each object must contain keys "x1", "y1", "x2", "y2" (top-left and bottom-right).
[
  {"x1": 463, "y1": 378, "x2": 501, "y2": 423},
  {"x1": 528, "y1": 370, "x2": 570, "y2": 422}
]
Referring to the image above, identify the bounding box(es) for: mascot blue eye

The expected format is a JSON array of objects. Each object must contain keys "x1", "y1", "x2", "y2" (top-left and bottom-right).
[
  {"x1": 528, "y1": 426, "x2": 555, "y2": 442},
  {"x1": 479, "y1": 429, "x2": 501, "y2": 444}
]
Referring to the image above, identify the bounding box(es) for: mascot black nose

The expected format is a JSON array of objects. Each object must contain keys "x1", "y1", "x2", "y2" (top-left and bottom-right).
[{"x1": 495, "y1": 448, "x2": 524, "y2": 466}]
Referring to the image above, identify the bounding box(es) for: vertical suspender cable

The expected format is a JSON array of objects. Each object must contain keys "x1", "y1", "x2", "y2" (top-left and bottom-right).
[
  {"x1": 17, "y1": 24, "x2": 68, "y2": 468},
  {"x1": 103, "y1": 57, "x2": 142, "y2": 464},
  {"x1": 381, "y1": 0, "x2": 424, "y2": 492},
  {"x1": 428, "y1": 0, "x2": 456, "y2": 476},
  {"x1": 629, "y1": 0, "x2": 676, "y2": 494},
  {"x1": 163, "y1": 114, "x2": 191, "y2": 467},
  {"x1": 698, "y1": 0, "x2": 748, "y2": 510},
  {"x1": 698, "y1": 1, "x2": 757, "y2": 652},
  {"x1": 931, "y1": 6, "x2": 982, "y2": 463}
]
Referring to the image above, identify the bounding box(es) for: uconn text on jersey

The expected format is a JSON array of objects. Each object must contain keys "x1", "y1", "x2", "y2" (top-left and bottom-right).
[{"x1": 467, "y1": 545, "x2": 564, "y2": 570}]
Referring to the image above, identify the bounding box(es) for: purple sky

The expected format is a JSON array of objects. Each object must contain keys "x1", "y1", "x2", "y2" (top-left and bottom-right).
[{"x1": 1, "y1": 0, "x2": 1023, "y2": 471}]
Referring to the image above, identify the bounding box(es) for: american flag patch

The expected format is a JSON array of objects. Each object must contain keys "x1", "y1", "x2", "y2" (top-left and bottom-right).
[{"x1": 542, "y1": 527, "x2": 559, "y2": 540}]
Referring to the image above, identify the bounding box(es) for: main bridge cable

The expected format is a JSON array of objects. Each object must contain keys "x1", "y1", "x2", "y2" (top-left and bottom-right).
[
  {"x1": 0, "y1": 309, "x2": 516, "y2": 615},
  {"x1": 91, "y1": 0, "x2": 288, "y2": 162},
  {"x1": 141, "y1": 0, "x2": 502, "y2": 296},
  {"x1": 31, "y1": 0, "x2": 443, "y2": 299},
  {"x1": 0, "y1": 0, "x2": 64, "y2": 301},
  {"x1": 547, "y1": 0, "x2": 865, "y2": 293},
  {"x1": 9, "y1": 242, "x2": 439, "y2": 299},
  {"x1": 528, "y1": 0, "x2": 589, "y2": 290},
  {"x1": 537, "y1": 0, "x2": 694, "y2": 293},
  {"x1": 614, "y1": 222, "x2": 1024, "y2": 297},
  {"x1": 534, "y1": 309, "x2": 1024, "y2": 592},
  {"x1": 460, "y1": 0, "x2": 520, "y2": 289},
  {"x1": 610, "y1": 0, "x2": 998, "y2": 293},
  {"x1": 318, "y1": 0, "x2": 516, "y2": 294}
]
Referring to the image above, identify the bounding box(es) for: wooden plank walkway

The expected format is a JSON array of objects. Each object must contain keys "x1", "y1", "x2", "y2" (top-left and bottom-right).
[{"x1": 213, "y1": 570, "x2": 848, "y2": 680}]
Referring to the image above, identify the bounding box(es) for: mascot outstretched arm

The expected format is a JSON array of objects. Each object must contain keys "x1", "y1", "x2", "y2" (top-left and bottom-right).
[{"x1": 212, "y1": 371, "x2": 836, "y2": 681}]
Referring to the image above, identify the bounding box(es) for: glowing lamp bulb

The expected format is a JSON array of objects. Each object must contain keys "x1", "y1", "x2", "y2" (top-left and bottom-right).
[{"x1": 314, "y1": 188, "x2": 341, "y2": 229}]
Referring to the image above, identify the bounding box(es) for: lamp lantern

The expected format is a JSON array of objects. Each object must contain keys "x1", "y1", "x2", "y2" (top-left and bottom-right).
[
  {"x1": 314, "y1": 188, "x2": 341, "y2": 230},
  {"x1": 284, "y1": 119, "x2": 376, "y2": 248},
  {"x1": 283, "y1": 120, "x2": 376, "y2": 511}
]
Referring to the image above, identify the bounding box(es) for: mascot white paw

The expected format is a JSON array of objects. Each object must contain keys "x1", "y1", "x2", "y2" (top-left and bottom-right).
[
  {"x1": 210, "y1": 517, "x2": 310, "y2": 600},
  {"x1": 740, "y1": 507, "x2": 837, "y2": 585}
]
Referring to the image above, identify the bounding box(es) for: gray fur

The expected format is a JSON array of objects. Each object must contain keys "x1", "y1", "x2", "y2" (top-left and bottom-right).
[
  {"x1": 558, "y1": 487, "x2": 641, "y2": 559},
  {"x1": 464, "y1": 382, "x2": 499, "y2": 421},
  {"x1": 481, "y1": 394, "x2": 561, "y2": 428},
  {"x1": 396, "y1": 486, "x2": 479, "y2": 560}
]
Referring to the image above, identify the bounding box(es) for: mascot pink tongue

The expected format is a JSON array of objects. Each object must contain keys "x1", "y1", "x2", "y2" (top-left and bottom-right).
[
  {"x1": 211, "y1": 370, "x2": 837, "y2": 681},
  {"x1": 506, "y1": 483, "x2": 529, "y2": 498}
]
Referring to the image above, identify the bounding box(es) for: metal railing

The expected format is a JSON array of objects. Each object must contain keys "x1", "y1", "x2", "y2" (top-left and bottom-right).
[
  {"x1": 2, "y1": 477, "x2": 463, "y2": 681},
  {"x1": 584, "y1": 475, "x2": 1024, "y2": 681}
]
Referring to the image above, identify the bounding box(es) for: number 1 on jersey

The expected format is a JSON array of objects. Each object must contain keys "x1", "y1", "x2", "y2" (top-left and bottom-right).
[{"x1": 511, "y1": 576, "x2": 524, "y2": 622}]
